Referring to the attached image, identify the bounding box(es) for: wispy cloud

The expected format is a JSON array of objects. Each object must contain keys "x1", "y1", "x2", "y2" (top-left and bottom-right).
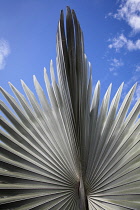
[
  {"x1": 114, "y1": 0, "x2": 140, "y2": 33},
  {"x1": 124, "y1": 75, "x2": 139, "y2": 90},
  {"x1": 107, "y1": 1, "x2": 140, "y2": 52},
  {"x1": 109, "y1": 58, "x2": 124, "y2": 75},
  {"x1": 0, "y1": 39, "x2": 10, "y2": 70},
  {"x1": 123, "y1": 67, "x2": 140, "y2": 102},
  {"x1": 135, "y1": 65, "x2": 140, "y2": 72},
  {"x1": 110, "y1": 58, "x2": 124, "y2": 68},
  {"x1": 108, "y1": 33, "x2": 140, "y2": 51}
]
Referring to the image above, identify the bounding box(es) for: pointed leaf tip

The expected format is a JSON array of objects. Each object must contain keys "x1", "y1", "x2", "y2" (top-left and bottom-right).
[
  {"x1": 8, "y1": 82, "x2": 12, "y2": 86},
  {"x1": 33, "y1": 75, "x2": 36, "y2": 80}
]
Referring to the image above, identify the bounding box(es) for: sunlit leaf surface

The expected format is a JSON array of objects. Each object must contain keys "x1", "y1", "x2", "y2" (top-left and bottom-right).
[{"x1": 0, "y1": 7, "x2": 140, "y2": 210}]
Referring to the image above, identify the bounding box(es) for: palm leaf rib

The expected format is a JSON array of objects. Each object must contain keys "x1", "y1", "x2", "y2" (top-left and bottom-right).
[{"x1": 0, "y1": 7, "x2": 140, "y2": 210}]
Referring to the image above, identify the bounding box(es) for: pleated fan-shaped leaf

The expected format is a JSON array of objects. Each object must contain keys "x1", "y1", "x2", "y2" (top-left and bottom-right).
[{"x1": 0, "y1": 7, "x2": 140, "y2": 210}]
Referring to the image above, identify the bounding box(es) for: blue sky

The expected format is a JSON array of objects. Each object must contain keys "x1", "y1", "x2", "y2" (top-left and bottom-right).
[{"x1": 0, "y1": 0, "x2": 140, "y2": 108}]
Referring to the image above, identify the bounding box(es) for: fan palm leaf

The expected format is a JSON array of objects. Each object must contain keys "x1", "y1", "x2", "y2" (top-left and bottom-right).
[{"x1": 0, "y1": 7, "x2": 140, "y2": 210}]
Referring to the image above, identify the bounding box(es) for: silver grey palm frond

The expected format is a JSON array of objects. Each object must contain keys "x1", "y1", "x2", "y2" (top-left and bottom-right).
[{"x1": 0, "y1": 7, "x2": 140, "y2": 210}]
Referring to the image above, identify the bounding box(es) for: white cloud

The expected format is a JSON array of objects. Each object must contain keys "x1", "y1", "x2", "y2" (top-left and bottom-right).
[
  {"x1": 111, "y1": 58, "x2": 124, "y2": 67},
  {"x1": 108, "y1": 33, "x2": 140, "y2": 51},
  {"x1": 109, "y1": 58, "x2": 124, "y2": 75},
  {"x1": 105, "y1": 12, "x2": 113, "y2": 19},
  {"x1": 0, "y1": 39, "x2": 10, "y2": 70},
  {"x1": 124, "y1": 75, "x2": 138, "y2": 90},
  {"x1": 114, "y1": 0, "x2": 140, "y2": 33},
  {"x1": 113, "y1": 72, "x2": 118, "y2": 76},
  {"x1": 135, "y1": 65, "x2": 140, "y2": 72},
  {"x1": 127, "y1": 39, "x2": 140, "y2": 50}
]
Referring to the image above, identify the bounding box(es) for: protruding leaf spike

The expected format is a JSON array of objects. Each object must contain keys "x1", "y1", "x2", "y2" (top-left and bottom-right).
[{"x1": 0, "y1": 7, "x2": 140, "y2": 210}]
